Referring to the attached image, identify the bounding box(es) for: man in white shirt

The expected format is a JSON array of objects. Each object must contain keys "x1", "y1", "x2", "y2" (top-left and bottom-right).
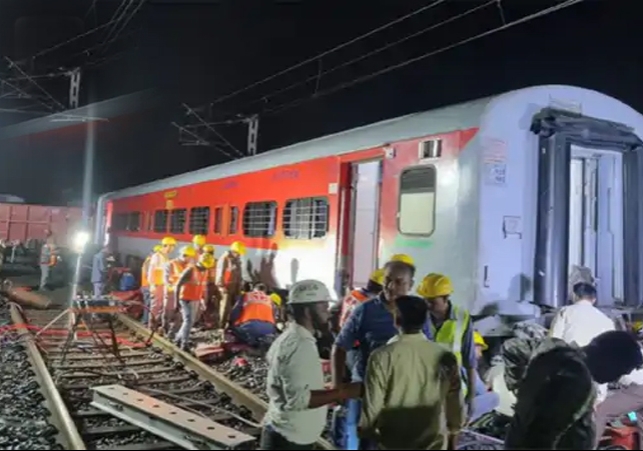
[
  {"x1": 549, "y1": 282, "x2": 615, "y2": 405},
  {"x1": 261, "y1": 279, "x2": 361, "y2": 450}
]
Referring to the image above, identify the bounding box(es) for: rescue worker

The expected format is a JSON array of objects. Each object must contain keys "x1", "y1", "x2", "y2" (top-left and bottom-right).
[
  {"x1": 215, "y1": 241, "x2": 247, "y2": 332},
  {"x1": 141, "y1": 245, "x2": 162, "y2": 324},
  {"x1": 360, "y1": 295, "x2": 465, "y2": 450},
  {"x1": 196, "y1": 244, "x2": 217, "y2": 327},
  {"x1": 503, "y1": 330, "x2": 643, "y2": 449},
  {"x1": 91, "y1": 245, "x2": 110, "y2": 297},
  {"x1": 229, "y1": 282, "x2": 278, "y2": 348},
  {"x1": 549, "y1": 282, "x2": 615, "y2": 406},
  {"x1": 469, "y1": 331, "x2": 500, "y2": 421},
  {"x1": 332, "y1": 254, "x2": 433, "y2": 450},
  {"x1": 163, "y1": 245, "x2": 197, "y2": 337},
  {"x1": 39, "y1": 233, "x2": 57, "y2": 290},
  {"x1": 146, "y1": 236, "x2": 176, "y2": 331},
  {"x1": 338, "y1": 268, "x2": 385, "y2": 332},
  {"x1": 192, "y1": 234, "x2": 206, "y2": 255},
  {"x1": 417, "y1": 273, "x2": 476, "y2": 419},
  {"x1": 261, "y1": 279, "x2": 361, "y2": 450},
  {"x1": 174, "y1": 252, "x2": 214, "y2": 350}
]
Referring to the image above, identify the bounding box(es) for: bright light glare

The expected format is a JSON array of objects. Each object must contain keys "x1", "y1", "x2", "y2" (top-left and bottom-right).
[{"x1": 72, "y1": 231, "x2": 90, "y2": 252}]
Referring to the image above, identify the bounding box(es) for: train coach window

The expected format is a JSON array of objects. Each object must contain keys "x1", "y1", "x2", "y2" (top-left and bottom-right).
[
  {"x1": 154, "y1": 209, "x2": 169, "y2": 233},
  {"x1": 128, "y1": 212, "x2": 141, "y2": 232},
  {"x1": 113, "y1": 213, "x2": 128, "y2": 231},
  {"x1": 213, "y1": 207, "x2": 223, "y2": 234},
  {"x1": 283, "y1": 197, "x2": 329, "y2": 239},
  {"x1": 170, "y1": 209, "x2": 187, "y2": 234},
  {"x1": 243, "y1": 201, "x2": 277, "y2": 238},
  {"x1": 398, "y1": 166, "x2": 436, "y2": 236},
  {"x1": 189, "y1": 207, "x2": 210, "y2": 235},
  {"x1": 229, "y1": 206, "x2": 239, "y2": 235}
]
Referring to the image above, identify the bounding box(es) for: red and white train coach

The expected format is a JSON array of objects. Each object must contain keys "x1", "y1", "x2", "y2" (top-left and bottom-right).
[{"x1": 95, "y1": 85, "x2": 643, "y2": 328}]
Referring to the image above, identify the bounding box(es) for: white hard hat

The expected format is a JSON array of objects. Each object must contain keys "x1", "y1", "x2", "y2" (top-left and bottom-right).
[{"x1": 288, "y1": 280, "x2": 331, "y2": 305}]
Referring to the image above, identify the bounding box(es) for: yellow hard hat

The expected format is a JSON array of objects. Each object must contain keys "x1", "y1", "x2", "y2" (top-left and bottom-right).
[
  {"x1": 179, "y1": 245, "x2": 197, "y2": 257},
  {"x1": 474, "y1": 331, "x2": 488, "y2": 350},
  {"x1": 389, "y1": 253, "x2": 415, "y2": 266},
  {"x1": 192, "y1": 235, "x2": 206, "y2": 247},
  {"x1": 199, "y1": 252, "x2": 215, "y2": 269},
  {"x1": 203, "y1": 244, "x2": 215, "y2": 254},
  {"x1": 633, "y1": 321, "x2": 643, "y2": 333},
  {"x1": 270, "y1": 293, "x2": 282, "y2": 307},
  {"x1": 368, "y1": 268, "x2": 385, "y2": 286},
  {"x1": 230, "y1": 241, "x2": 246, "y2": 256},
  {"x1": 417, "y1": 273, "x2": 453, "y2": 298},
  {"x1": 152, "y1": 245, "x2": 162, "y2": 253},
  {"x1": 161, "y1": 236, "x2": 177, "y2": 246}
]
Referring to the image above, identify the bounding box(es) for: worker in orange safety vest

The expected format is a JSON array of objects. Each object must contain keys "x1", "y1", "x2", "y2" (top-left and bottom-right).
[
  {"x1": 192, "y1": 234, "x2": 206, "y2": 255},
  {"x1": 229, "y1": 283, "x2": 278, "y2": 348},
  {"x1": 163, "y1": 245, "x2": 197, "y2": 337},
  {"x1": 215, "y1": 241, "x2": 247, "y2": 331},
  {"x1": 141, "y1": 244, "x2": 162, "y2": 324},
  {"x1": 146, "y1": 236, "x2": 176, "y2": 331},
  {"x1": 196, "y1": 244, "x2": 217, "y2": 327},
  {"x1": 38, "y1": 232, "x2": 57, "y2": 291},
  {"x1": 174, "y1": 252, "x2": 214, "y2": 350}
]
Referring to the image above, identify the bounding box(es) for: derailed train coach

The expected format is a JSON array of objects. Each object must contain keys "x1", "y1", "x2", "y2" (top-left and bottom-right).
[{"x1": 95, "y1": 85, "x2": 643, "y2": 332}]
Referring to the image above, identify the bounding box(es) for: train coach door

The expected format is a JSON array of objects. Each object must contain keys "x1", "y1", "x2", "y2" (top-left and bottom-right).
[
  {"x1": 531, "y1": 108, "x2": 643, "y2": 308},
  {"x1": 346, "y1": 160, "x2": 383, "y2": 289}
]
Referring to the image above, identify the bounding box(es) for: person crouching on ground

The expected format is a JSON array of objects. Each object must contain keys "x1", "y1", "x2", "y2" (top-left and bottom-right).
[
  {"x1": 261, "y1": 279, "x2": 361, "y2": 450},
  {"x1": 229, "y1": 282, "x2": 278, "y2": 350}
]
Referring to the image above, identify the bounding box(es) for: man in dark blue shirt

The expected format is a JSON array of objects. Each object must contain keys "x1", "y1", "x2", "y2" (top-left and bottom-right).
[{"x1": 331, "y1": 257, "x2": 433, "y2": 450}]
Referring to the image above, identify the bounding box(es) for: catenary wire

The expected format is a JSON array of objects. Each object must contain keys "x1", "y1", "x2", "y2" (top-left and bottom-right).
[
  {"x1": 264, "y1": 0, "x2": 584, "y2": 116},
  {"x1": 233, "y1": 0, "x2": 495, "y2": 113},
  {"x1": 208, "y1": 0, "x2": 450, "y2": 106}
]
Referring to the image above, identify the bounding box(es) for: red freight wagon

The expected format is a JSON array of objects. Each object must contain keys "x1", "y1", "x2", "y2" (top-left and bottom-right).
[{"x1": 0, "y1": 203, "x2": 82, "y2": 244}]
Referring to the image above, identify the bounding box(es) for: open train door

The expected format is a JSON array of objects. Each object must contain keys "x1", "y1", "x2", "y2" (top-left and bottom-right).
[{"x1": 531, "y1": 108, "x2": 643, "y2": 308}]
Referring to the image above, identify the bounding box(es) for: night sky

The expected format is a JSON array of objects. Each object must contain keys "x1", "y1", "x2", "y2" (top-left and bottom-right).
[{"x1": 0, "y1": 0, "x2": 640, "y2": 205}]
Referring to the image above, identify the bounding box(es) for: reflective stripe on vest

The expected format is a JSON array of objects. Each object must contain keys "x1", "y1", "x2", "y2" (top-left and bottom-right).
[
  {"x1": 235, "y1": 291, "x2": 275, "y2": 325},
  {"x1": 180, "y1": 267, "x2": 208, "y2": 301},
  {"x1": 432, "y1": 306, "x2": 469, "y2": 394},
  {"x1": 222, "y1": 253, "x2": 240, "y2": 285},
  {"x1": 151, "y1": 253, "x2": 168, "y2": 285}
]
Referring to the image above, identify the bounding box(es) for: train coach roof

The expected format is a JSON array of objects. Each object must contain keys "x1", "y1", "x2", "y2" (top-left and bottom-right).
[{"x1": 105, "y1": 94, "x2": 497, "y2": 200}]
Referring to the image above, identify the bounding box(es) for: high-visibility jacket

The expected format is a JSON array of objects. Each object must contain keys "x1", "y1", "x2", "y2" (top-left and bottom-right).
[
  {"x1": 234, "y1": 291, "x2": 275, "y2": 326},
  {"x1": 180, "y1": 266, "x2": 208, "y2": 301},
  {"x1": 339, "y1": 289, "x2": 371, "y2": 329},
  {"x1": 39, "y1": 243, "x2": 56, "y2": 266},
  {"x1": 431, "y1": 305, "x2": 470, "y2": 394},
  {"x1": 165, "y1": 258, "x2": 189, "y2": 291},
  {"x1": 141, "y1": 254, "x2": 153, "y2": 288},
  {"x1": 148, "y1": 252, "x2": 169, "y2": 286},
  {"x1": 206, "y1": 265, "x2": 216, "y2": 284},
  {"x1": 215, "y1": 251, "x2": 241, "y2": 287}
]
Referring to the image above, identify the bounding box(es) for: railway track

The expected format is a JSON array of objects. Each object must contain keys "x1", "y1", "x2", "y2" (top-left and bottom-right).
[{"x1": 9, "y1": 302, "x2": 334, "y2": 450}]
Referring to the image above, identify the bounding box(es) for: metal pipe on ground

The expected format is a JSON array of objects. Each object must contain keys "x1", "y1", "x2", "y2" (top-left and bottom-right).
[{"x1": 1, "y1": 280, "x2": 51, "y2": 309}]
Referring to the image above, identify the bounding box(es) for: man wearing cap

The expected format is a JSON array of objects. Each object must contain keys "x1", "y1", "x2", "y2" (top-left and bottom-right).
[
  {"x1": 261, "y1": 279, "x2": 361, "y2": 450},
  {"x1": 332, "y1": 255, "x2": 433, "y2": 450}
]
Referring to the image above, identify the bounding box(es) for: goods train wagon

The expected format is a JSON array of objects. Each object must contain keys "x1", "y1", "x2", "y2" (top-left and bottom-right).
[{"x1": 95, "y1": 85, "x2": 643, "y2": 329}]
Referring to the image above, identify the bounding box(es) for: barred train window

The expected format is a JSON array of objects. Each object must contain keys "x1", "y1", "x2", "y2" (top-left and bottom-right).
[
  {"x1": 398, "y1": 166, "x2": 437, "y2": 236},
  {"x1": 283, "y1": 197, "x2": 329, "y2": 239},
  {"x1": 189, "y1": 207, "x2": 210, "y2": 235},
  {"x1": 213, "y1": 207, "x2": 223, "y2": 234},
  {"x1": 170, "y1": 209, "x2": 187, "y2": 234},
  {"x1": 128, "y1": 212, "x2": 141, "y2": 232},
  {"x1": 243, "y1": 201, "x2": 277, "y2": 238},
  {"x1": 229, "y1": 206, "x2": 239, "y2": 235},
  {"x1": 113, "y1": 213, "x2": 128, "y2": 231},
  {"x1": 154, "y1": 209, "x2": 169, "y2": 233}
]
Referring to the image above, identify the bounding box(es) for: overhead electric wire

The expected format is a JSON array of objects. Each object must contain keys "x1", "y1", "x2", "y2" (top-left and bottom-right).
[
  {"x1": 5, "y1": 57, "x2": 66, "y2": 111},
  {"x1": 102, "y1": 0, "x2": 133, "y2": 41},
  {"x1": 209, "y1": 0, "x2": 449, "y2": 106},
  {"x1": 264, "y1": 0, "x2": 584, "y2": 116},
  {"x1": 234, "y1": 0, "x2": 495, "y2": 113},
  {"x1": 99, "y1": 0, "x2": 146, "y2": 55}
]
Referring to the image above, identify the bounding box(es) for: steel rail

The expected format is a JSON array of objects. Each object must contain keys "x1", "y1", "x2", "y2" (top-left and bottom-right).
[
  {"x1": 117, "y1": 313, "x2": 337, "y2": 450},
  {"x1": 9, "y1": 304, "x2": 87, "y2": 450}
]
